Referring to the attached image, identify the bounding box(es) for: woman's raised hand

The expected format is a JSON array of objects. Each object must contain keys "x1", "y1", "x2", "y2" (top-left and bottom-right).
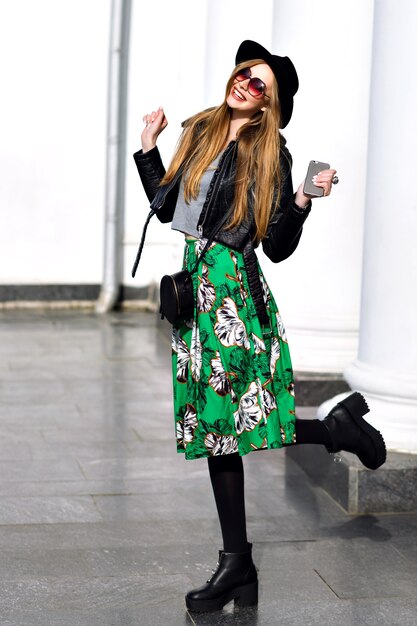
[{"x1": 141, "y1": 107, "x2": 168, "y2": 152}]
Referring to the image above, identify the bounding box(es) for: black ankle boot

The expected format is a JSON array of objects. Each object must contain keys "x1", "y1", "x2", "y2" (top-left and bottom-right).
[
  {"x1": 322, "y1": 392, "x2": 386, "y2": 470},
  {"x1": 185, "y1": 543, "x2": 258, "y2": 613}
]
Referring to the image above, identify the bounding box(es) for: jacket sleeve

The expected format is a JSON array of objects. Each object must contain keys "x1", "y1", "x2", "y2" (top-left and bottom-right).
[
  {"x1": 133, "y1": 146, "x2": 166, "y2": 203},
  {"x1": 261, "y1": 145, "x2": 311, "y2": 263}
]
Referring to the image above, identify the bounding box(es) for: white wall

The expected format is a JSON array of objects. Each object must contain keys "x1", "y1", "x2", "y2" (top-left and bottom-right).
[{"x1": 0, "y1": 0, "x2": 110, "y2": 284}]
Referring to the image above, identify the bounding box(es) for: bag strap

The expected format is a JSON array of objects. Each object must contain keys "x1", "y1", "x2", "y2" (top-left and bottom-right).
[
  {"x1": 189, "y1": 211, "x2": 231, "y2": 275},
  {"x1": 131, "y1": 209, "x2": 156, "y2": 278},
  {"x1": 131, "y1": 207, "x2": 231, "y2": 279}
]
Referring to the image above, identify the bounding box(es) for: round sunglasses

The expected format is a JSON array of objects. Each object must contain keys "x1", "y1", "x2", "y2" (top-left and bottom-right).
[{"x1": 233, "y1": 67, "x2": 270, "y2": 99}]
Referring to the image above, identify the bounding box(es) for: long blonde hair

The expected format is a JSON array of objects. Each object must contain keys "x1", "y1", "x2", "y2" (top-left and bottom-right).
[{"x1": 161, "y1": 60, "x2": 282, "y2": 244}]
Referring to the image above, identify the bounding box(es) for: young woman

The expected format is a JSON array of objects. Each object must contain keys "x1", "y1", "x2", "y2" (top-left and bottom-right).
[{"x1": 133, "y1": 40, "x2": 386, "y2": 613}]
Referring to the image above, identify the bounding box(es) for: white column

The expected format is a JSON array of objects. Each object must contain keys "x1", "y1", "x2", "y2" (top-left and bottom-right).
[
  {"x1": 343, "y1": 0, "x2": 417, "y2": 452},
  {"x1": 259, "y1": 0, "x2": 374, "y2": 373}
]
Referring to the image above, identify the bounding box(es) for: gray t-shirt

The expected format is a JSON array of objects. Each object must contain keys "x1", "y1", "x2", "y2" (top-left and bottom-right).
[{"x1": 171, "y1": 154, "x2": 221, "y2": 237}]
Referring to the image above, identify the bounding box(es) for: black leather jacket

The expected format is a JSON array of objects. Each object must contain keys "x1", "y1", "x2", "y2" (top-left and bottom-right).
[{"x1": 133, "y1": 136, "x2": 311, "y2": 326}]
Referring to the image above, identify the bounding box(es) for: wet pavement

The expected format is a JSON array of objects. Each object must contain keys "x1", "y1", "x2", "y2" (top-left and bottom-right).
[{"x1": 0, "y1": 310, "x2": 416, "y2": 625}]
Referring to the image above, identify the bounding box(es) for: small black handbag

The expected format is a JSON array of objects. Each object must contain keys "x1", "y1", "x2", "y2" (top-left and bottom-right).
[
  {"x1": 159, "y1": 269, "x2": 194, "y2": 324},
  {"x1": 131, "y1": 209, "x2": 230, "y2": 325}
]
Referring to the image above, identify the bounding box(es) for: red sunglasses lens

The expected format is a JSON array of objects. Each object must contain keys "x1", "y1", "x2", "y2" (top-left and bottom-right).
[
  {"x1": 234, "y1": 69, "x2": 265, "y2": 98},
  {"x1": 248, "y1": 78, "x2": 265, "y2": 98},
  {"x1": 235, "y1": 69, "x2": 251, "y2": 82}
]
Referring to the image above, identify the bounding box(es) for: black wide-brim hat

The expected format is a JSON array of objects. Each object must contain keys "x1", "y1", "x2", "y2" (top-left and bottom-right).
[{"x1": 235, "y1": 40, "x2": 298, "y2": 128}]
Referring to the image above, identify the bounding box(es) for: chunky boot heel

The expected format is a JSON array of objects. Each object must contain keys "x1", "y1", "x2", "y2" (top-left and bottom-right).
[
  {"x1": 322, "y1": 392, "x2": 387, "y2": 470},
  {"x1": 186, "y1": 544, "x2": 258, "y2": 613},
  {"x1": 234, "y1": 580, "x2": 258, "y2": 607}
]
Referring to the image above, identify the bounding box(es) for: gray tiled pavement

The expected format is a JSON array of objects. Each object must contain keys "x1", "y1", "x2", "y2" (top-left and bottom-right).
[{"x1": 0, "y1": 310, "x2": 416, "y2": 626}]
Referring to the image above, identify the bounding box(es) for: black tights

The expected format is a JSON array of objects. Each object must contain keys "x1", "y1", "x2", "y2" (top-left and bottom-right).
[
  {"x1": 207, "y1": 418, "x2": 331, "y2": 553},
  {"x1": 208, "y1": 453, "x2": 248, "y2": 553}
]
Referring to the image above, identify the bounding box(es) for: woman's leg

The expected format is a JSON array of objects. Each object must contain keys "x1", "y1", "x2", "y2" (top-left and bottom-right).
[
  {"x1": 288, "y1": 392, "x2": 386, "y2": 470},
  {"x1": 207, "y1": 453, "x2": 248, "y2": 553},
  {"x1": 185, "y1": 453, "x2": 258, "y2": 612},
  {"x1": 293, "y1": 418, "x2": 332, "y2": 445}
]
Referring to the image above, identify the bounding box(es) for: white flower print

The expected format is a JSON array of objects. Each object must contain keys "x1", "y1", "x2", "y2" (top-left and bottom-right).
[
  {"x1": 209, "y1": 351, "x2": 237, "y2": 401},
  {"x1": 194, "y1": 238, "x2": 215, "y2": 257},
  {"x1": 176, "y1": 421, "x2": 184, "y2": 444},
  {"x1": 269, "y1": 337, "x2": 281, "y2": 376},
  {"x1": 172, "y1": 330, "x2": 190, "y2": 383},
  {"x1": 205, "y1": 433, "x2": 238, "y2": 456},
  {"x1": 234, "y1": 381, "x2": 263, "y2": 435},
  {"x1": 194, "y1": 238, "x2": 206, "y2": 257},
  {"x1": 190, "y1": 323, "x2": 202, "y2": 381},
  {"x1": 276, "y1": 312, "x2": 288, "y2": 342},
  {"x1": 171, "y1": 327, "x2": 179, "y2": 352},
  {"x1": 260, "y1": 274, "x2": 271, "y2": 306},
  {"x1": 229, "y1": 252, "x2": 248, "y2": 305},
  {"x1": 261, "y1": 388, "x2": 277, "y2": 417},
  {"x1": 197, "y1": 264, "x2": 216, "y2": 313},
  {"x1": 176, "y1": 404, "x2": 198, "y2": 447},
  {"x1": 214, "y1": 297, "x2": 250, "y2": 350},
  {"x1": 183, "y1": 404, "x2": 198, "y2": 444},
  {"x1": 287, "y1": 382, "x2": 295, "y2": 397},
  {"x1": 252, "y1": 333, "x2": 266, "y2": 354}
]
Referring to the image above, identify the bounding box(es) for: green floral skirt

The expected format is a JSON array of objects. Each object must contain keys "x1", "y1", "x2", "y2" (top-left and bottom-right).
[{"x1": 172, "y1": 238, "x2": 296, "y2": 460}]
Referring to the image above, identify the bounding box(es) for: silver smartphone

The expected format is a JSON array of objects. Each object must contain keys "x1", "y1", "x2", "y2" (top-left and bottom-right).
[{"x1": 303, "y1": 160, "x2": 330, "y2": 197}]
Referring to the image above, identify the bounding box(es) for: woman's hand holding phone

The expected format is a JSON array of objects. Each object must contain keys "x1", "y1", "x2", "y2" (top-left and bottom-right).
[{"x1": 295, "y1": 160, "x2": 338, "y2": 207}]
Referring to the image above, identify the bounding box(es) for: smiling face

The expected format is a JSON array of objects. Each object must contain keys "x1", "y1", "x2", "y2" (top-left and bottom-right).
[{"x1": 226, "y1": 62, "x2": 274, "y2": 117}]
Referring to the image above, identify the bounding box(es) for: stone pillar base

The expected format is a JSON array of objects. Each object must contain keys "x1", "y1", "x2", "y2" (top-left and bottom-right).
[{"x1": 286, "y1": 445, "x2": 417, "y2": 514}]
